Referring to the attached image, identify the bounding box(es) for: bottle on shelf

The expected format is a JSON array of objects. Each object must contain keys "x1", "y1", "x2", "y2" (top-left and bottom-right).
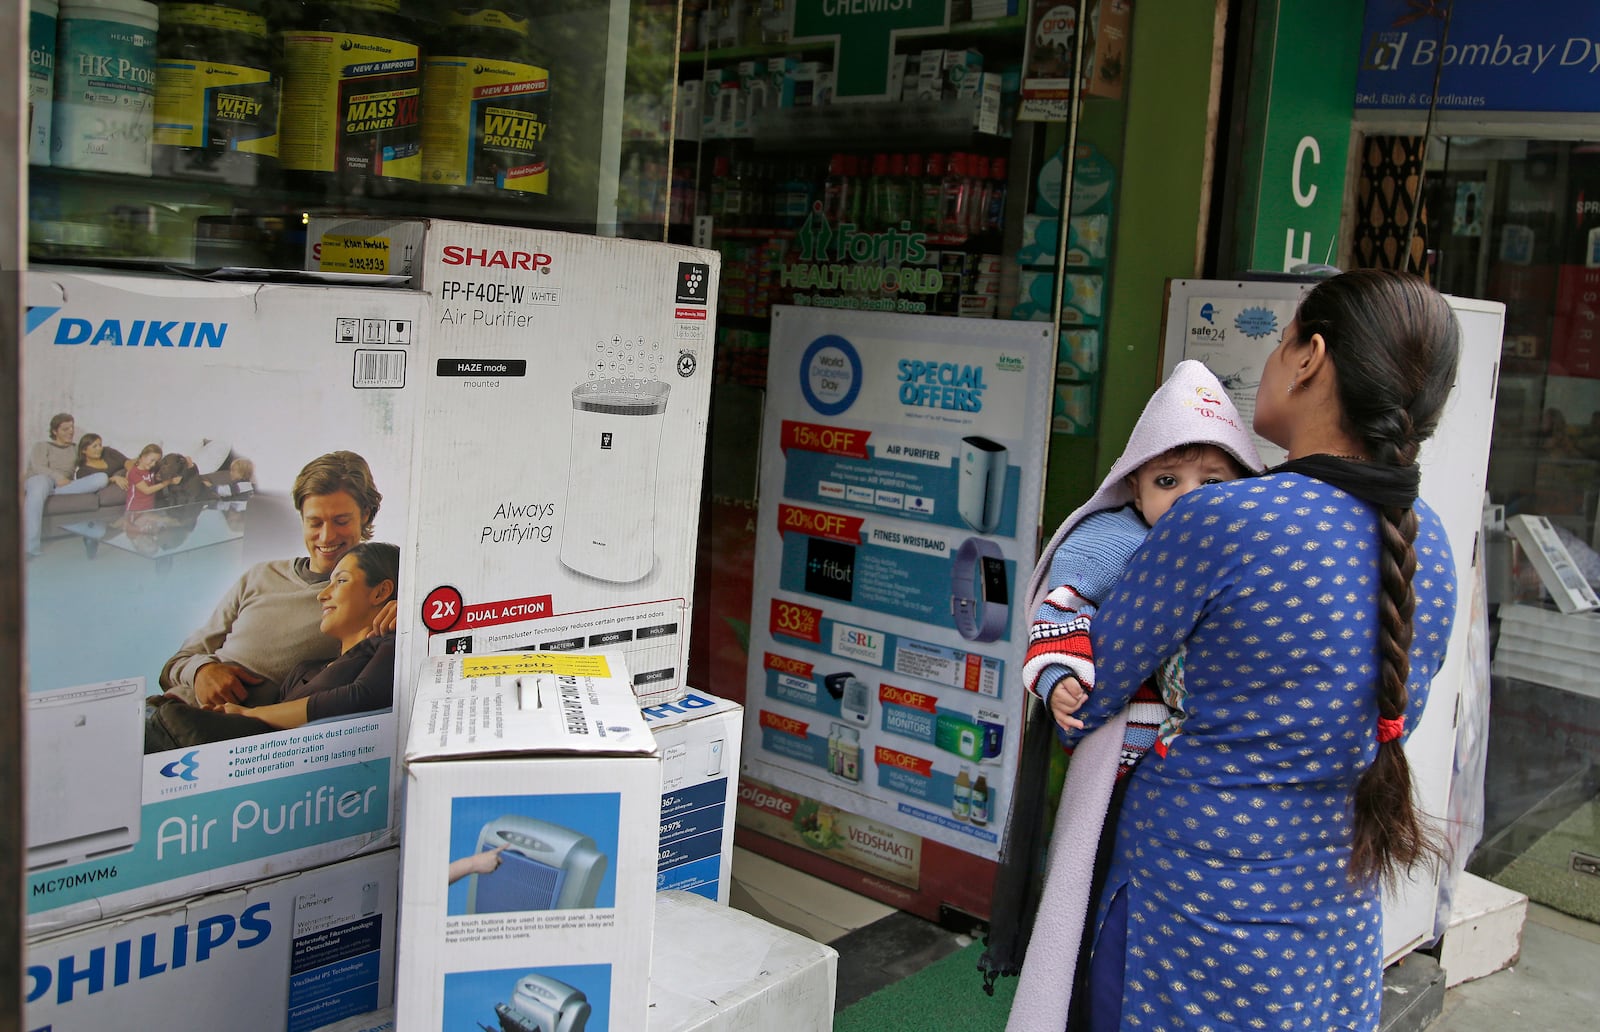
[
  {"x1": 953, "y1": 765, "x2": 972, "y2": 821},
  {"x1": 985, "y1": 157, "x2": 1008, "y2": 233},
  {"x1": 900, "y1": 153, "x2": 922, "y2": 229},
  {"x1": 867, "y1": 152, "x2": 891, "y2": 231},
  {"x1": 972, "y1": 769, "x2": 990, "y2": 826},
  {"x1": 967, "y1": 155, "x2": 992, "y2": 237},
  {"x1": 823, "y1": 152, "x2": 851, "y2": 224},
  {"x1": 940, "y1": 151, "x2": 969, "y2": 236},
  {"x1": 885, "y1": 152, "x2": 911, "y2": 229},
  {"x1": 845, "y1": 154, "x2": 866, "y2": 226},
  {"x1": 919, "y1": 153, "x2": 945, "y2": 233},
  {"x1": 709, "y1": 156, "x2": 730, "y2": 223}
]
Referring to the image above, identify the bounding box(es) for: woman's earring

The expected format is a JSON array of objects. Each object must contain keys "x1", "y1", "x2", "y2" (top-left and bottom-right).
[{"x1": 1286, "y1": 379, "x2": 1297, "y2": 395}]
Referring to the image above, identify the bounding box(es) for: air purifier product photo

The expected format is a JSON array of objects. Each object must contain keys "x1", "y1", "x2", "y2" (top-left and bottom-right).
[
  {"x1": 305, "y1": 219, "x2": 719, "y2": 711},
  {"x1": 26, "y1": 678, "x2": 144, "y2": 871},
  {"x1": 21, "y1": 270, "x2": 423, "y2": 936},
  {"x1": 25, "y1": 848, "x2": 400, "y2": 1032},
  {"x1": 957, "y1": 435, "x2": 1008, "y2": 533},
  {"x1": 641, "y1": 688, "x2": 744, "y2": 903},
  {"x1": 561, "y1": 378, "x2": 672, "y2": 583},
  {"x1": 466, "y1": 816, "x2": 609, "y2": 913},
  {"x1": 398, "y1": 652, "x2": 659, "y2": 1032},
  {"x1": 496, "y1": 973, "x2": 592, "y2": 1032}
]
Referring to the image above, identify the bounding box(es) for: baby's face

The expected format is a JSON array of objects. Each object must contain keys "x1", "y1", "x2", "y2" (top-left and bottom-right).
[{"x1": 1129, "y1": 446, "x2": 1240, "y2": 525}]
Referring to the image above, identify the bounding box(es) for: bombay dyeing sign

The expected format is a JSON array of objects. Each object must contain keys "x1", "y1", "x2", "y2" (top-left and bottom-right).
[
  {"x1": 1355, "y1": 0, "x2": 1600, "y2": 112},
  {"x1": 793, "y1": 0, "x2": 949, "y2": 99}
]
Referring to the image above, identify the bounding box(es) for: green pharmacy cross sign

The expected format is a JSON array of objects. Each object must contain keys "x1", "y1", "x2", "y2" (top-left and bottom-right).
[{"x1": 793, "y1": 0, "x2": 950, "y2": 100}]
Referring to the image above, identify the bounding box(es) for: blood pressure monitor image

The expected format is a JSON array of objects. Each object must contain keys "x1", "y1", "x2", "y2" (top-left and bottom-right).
[{"x1": 951, "y1": 536, "x2": 1009, "y2": 643}]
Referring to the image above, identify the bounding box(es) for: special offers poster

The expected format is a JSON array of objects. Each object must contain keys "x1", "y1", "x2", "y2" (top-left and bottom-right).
[{"x1": 742, "y1": 307, "x2": 1053, "y2": 860}]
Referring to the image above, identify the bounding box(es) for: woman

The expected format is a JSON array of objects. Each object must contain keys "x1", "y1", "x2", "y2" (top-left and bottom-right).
[
  {"x1": 1062, "y1": 270, "x2": 1460, "y2": 1031},
  {"x1": 159, "y1": 450, "x2": 385, "y2": 708},
  {"x1": 146, "y1": 542, "x2": 398, "y2": 748},
  {"x1": 75, "y1": 433, "x2": 130, "y2": 492}
]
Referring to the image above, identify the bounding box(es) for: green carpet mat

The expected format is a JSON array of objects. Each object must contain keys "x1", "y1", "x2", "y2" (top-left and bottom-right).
[
  {"x1": 834, "y1": 942, "x2": 1018, "y2": 1032},
  {"x1": 1494, "y1": 796, "x2": 1600, "y2": 924}
]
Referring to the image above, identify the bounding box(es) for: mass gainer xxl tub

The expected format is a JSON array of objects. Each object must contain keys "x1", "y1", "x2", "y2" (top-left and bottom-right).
[{"x1": 561, "y1": 378, "x2": 671, "y2": 583}]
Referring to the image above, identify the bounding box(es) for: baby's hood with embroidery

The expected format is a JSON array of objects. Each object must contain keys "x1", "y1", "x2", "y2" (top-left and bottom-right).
[{"x1": 1025, "y1": 359, "x2": 1264, "y2": 612}]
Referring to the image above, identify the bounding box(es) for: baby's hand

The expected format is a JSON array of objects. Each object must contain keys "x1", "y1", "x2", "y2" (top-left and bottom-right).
[{"x1": 1049, "y1": 675, "x2": 1087, "y2": 732}]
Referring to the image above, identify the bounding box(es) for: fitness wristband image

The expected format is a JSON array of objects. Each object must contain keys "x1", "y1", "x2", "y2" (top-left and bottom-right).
[{"x1": 951, "y1": 536, "x2": 1009, "y2": 643}]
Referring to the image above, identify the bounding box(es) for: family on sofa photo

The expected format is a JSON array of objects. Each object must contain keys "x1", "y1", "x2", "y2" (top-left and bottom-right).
[
  {"x1": 22, "y1": 413, "x2": 399, "y2": 754},
  {"x1": 23, "y1": 411, "x2": 256, "y2": 560}
]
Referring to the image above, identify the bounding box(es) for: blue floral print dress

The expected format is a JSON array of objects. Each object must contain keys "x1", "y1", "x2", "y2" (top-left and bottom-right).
[{"x1": 1068, "y1": 472, "x2": 1457, "y2": 1031}]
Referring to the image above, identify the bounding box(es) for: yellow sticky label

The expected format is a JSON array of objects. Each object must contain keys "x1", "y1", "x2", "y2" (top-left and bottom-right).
[
  {"x1": 318, "y1": 234, "x2": 392, "y2": 274},
  {"x1": 460, "y1": 654, "x2": 612, "y2": 679},
  {"x1": 163, "y1": 3, "x2": 269, "y2": 36}
]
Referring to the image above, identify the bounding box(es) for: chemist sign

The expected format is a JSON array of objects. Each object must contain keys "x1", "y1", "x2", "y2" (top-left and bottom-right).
[
  {"x1": 1356, "y1": 0, "x2": 1600, "y2": 112},
  {"x1": 793, "y1": 0, "x2": 949, "y2": 100}
]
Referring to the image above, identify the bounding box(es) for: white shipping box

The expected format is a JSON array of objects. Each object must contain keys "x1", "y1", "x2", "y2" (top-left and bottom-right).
[
  {"x1": 21, "y1": 272, "x2": 423, "y2": 935},
  {"x1": 646, "y1": 890, "x2": 837, "y2": 1032},
  {"x1": 397, "y1": 653, "x2": 661, "y2": 1032},
  {"x1": 307, "y1": 219, "x2": 719, "y2": 710},
  {"x1": 25, "y1": 848, "x2": 399, "y2": 1032},
  {"x1": 642, "y1": 690, "x2": 744, "y2": 904}
]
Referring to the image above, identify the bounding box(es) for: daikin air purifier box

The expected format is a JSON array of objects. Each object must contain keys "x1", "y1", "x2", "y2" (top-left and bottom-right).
[
  {"x1": 24, "y1": 847, "x2": 399, "y2": 1032},
  {"x1": 641, "y1": 689, "x2": 744, "y2": 904},
  {"x1": 397, "y1": 652, "x2": 660, "y2": 1032},
  {"x1": 306, "y1": 218, "x2": 720, "y2": 711},
  {"x1": 21, "y1": 272, "x2": 423, "y2": 936}
]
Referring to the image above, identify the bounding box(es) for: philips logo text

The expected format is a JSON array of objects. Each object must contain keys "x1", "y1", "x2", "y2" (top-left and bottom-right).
[{"x1": 26, "y1": 901, "x2": 272, "y2": 1006}]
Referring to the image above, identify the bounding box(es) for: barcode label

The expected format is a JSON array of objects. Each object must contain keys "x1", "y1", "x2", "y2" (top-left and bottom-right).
[{"x1": 353, "y1": 349, "x2": 406, "y2": 389}]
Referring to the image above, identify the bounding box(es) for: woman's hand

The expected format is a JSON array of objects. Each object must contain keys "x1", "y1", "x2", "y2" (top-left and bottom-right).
[
  {"x1": 222, "y1": 702, "x2": 255, "y2": 717},
  {"x1": 1050, "y1": 675, "x2": 1088, "y2": 732},
  {"x1": 112, "y1": 474, "x2": 128, "y2": 490},
  {"x1": 367, "y1": 600, "x2": 399, "y2": 638}
]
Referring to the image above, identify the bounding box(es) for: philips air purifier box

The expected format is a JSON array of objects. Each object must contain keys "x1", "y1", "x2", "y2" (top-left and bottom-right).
[
  {"x1": 641, "y1": 689, "x2": 744, "y2": 904},
  {"x1": 21, "y1": 271, "x2": 423, "y2": 936},
  {"x1": 397, "y1": 652, "x2": 660, "y2": 1032},
  {"x1": 306, "y1": 218, "x2": 720, "y2": 710},
  {"x1": 24, "y1": 847, "x2": 399, "y2": 1032}
]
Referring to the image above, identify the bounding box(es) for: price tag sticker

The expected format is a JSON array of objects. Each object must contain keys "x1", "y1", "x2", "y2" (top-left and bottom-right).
[
  {"x1": 320, "y1": 234, "x2": 392, "y2": 274},
  {"x1": 460, "y1": 653, "x2": 612, "y2": 679}
]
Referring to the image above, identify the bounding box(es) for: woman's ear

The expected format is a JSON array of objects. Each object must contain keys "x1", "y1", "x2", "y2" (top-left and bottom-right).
[
  {"x1": 1299, "y1": 331, "x2": 1332, "y2": 384},
  {"x1": 374, "y1": 579, "x2": 396, "y2": 606}
]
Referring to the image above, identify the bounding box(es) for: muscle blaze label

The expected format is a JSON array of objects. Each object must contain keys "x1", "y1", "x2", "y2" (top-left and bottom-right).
[
  {"x1": 154, "y1": 62, "x2": 279, "y2": 155},
  {"x1": 422, "y1": 56, "x2": 551, "y2": 194},
  {"x1": 280, "y1": 32, "x2": 421, "y2": 181}
]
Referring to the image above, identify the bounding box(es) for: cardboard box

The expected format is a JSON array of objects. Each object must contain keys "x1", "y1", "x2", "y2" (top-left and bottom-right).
[
  {"x1": 642, "y1": 689, "x2": 744, "y2": 904},
  {"x1": 1506, "y1": 514, "x2": 1600, "y2": 613},
  {"x1": 396, "y1": 653, "x2": 660, "y2": 1032},
  {"x1": 306, "y1": 220, "x2": 720, "y2": 710},
  {"x1": 25, "y1": 848, "x2": 399, "y2": 1032},
  {"x1": 22, "y1": 272, "x2": 422, "y2": 934},
  {"x1": 646, "y1": 890, "x2": 837, "y2": 1032}
]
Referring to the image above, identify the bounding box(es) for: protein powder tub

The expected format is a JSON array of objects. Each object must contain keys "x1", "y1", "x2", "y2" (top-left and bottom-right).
[
  {"x1": 153, "y1": 0, "x2": 281, "y2": 181},
  {"x1": 28, "y1": 0, "x2": 58, "y2": 166},
  {"x1": 279, "y1": 0, "x2": 422, "y2": 197},
  {"x1": 421, "y1": 2, "x2": 551, "y2": 198},
  {"x1": 52, "y1": 0, "x2": 159, "y2": 175}
]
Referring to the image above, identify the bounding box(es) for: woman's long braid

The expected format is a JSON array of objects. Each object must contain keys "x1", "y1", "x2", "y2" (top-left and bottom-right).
[
  {"x1": 1349, "y1": 430, "x2": 1437, "y2": 886},
  {"x1": 1296, "y1": 270, "x2": 1458, "y2": 888}
]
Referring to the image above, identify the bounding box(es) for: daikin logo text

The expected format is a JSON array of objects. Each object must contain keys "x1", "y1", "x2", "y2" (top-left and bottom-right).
[{"x1": 49, "y1": 318, "x2": 228, "y2": 349}]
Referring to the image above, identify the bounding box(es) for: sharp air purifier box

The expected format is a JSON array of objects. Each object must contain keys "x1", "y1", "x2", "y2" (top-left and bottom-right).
[
  {"x1": 307, "y1": 218, "x2": 719, "y2": 711},
  {"x1": 397, "y1": 652, "x2": 660, "y2": 1032},
  {"x1": 646, "y1": 891, "x2": 837, "y2": 1032},
  {"x1": 641, "y1": 689, "x2": 744, "y2": 904},
  {"x1": 24, "y1": 847, "x2": 399, "y2": 1032},
  {"x1": 21, "y1": 271, "x2": 423, "y2": 936}
]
